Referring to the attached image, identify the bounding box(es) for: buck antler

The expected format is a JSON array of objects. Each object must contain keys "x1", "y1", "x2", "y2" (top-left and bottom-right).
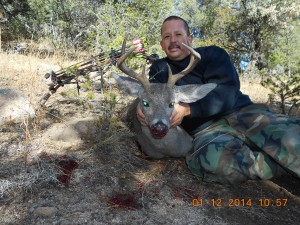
[
  {"x1": 117, "y1": 37, "x2": 150, "y2": 89},
  {"x1": 117, "y1": 38, "x2": 200, "y2": 88},
  {"x1": 167, "y1": 43, "x2": 201, "y2": 87}
]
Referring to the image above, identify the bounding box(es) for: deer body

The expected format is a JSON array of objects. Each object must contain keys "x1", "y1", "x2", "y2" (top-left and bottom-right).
[{"x1": 113, "y1": 38, "x2": 216, "y2": 159}]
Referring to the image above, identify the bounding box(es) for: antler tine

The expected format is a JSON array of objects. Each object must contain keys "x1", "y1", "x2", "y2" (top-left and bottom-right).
[
  {"x1": 167, "y1": 43, "x2": 201, "y2": 87},
  {"x1": 117, "y1": 37, "x2": 150, "y2": 89}
]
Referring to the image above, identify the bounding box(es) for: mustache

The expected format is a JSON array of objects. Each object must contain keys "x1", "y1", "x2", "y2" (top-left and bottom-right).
[{"x1": 168, "y1": 43, "x2": 180, "y2": 50}]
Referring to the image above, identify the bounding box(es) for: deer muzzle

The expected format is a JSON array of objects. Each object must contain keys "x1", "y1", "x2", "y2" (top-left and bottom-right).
[{"x1": 150, "y1": 121, "x2": 169, "y2": 138}]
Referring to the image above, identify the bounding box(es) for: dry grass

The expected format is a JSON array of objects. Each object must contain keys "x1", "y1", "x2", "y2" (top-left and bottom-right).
[
  {"x1": 241, "y1": 78, "x2": 299, "y2": 117},
  {"x1": 0, "y1": 51, "x2": 81, "y2": 108},
  {"x1": 240, "y1": 80, "x2": 270, "y2": 104}
]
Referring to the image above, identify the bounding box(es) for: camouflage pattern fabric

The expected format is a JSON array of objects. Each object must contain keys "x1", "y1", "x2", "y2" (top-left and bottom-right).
[{"x1": 186, "y1": 104, "x2": 300, "y2": 184}]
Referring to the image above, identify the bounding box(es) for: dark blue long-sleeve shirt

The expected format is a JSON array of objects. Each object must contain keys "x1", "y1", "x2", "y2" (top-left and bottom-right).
[{"x1": 148, "y1": 45, "x2": 252, "y2": 135}]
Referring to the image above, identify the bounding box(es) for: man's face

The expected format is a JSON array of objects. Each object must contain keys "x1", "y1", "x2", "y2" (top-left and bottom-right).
[{"x1": 160, "y1": 19, "x2": 193, "y2": 61}]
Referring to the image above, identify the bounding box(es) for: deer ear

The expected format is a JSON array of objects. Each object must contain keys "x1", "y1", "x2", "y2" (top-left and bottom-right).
[
  {"x1": 174, "y1": 83, "x2": 217, "y2": 103},
  {"x1": 111, "y1": 72, "x2": 144, "y2": 97}
]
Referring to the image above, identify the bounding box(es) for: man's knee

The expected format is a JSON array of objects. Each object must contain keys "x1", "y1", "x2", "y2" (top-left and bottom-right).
[
  {"x1": 186, "y1": 156, "x2": 249, "y2": 184},
  {"x1": 186, "y1": 135, "x2": 250, "y2": 184}
]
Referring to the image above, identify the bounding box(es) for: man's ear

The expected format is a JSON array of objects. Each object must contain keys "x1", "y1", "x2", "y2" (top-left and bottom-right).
[
  {"x1": 160, "y1": 40, "x2": 164, "y2": 51},
  {"x1": 187, "y1": 35, "x2": 193, "y2": 46}
]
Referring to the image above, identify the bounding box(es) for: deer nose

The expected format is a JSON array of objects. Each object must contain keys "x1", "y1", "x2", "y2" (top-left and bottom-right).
[{"x1": 150, "y1": 121, "x2": 169, "y2": 138}]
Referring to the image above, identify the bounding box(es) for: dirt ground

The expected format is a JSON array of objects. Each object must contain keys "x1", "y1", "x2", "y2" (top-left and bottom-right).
[
  {"x1": 0, "y1": 84, "x2": 300, "y2": 225},
  {"x1": 0, "y1": 50, "x2": 300, "y2": 225}
]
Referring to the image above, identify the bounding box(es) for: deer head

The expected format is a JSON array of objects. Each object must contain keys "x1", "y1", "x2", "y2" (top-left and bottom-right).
[{"x1": 113, "y1": 37, "x2": 216, "y2": 138}]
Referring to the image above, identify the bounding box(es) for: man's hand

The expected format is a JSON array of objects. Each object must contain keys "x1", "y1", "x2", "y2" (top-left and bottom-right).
[
  {"x1": 136, "y1": 104, "x2": 148, "y2": 126},
  {"x1": 170, "y1": 103, "x2": 191, "y2": 127}
]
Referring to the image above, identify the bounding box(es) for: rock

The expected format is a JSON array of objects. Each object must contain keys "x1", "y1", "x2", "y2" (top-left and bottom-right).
[
  {"x1": 42, "y1": 117, "x2": 97, "y2": 148},
  {"x1": 34, "y1": 206, "x2": 58, "y2": 217},
  {"x1": 36, "y1": 63, "x2": 61, "y2": 76},
  {"x1": 90, "y1": 72, "x2": 116, "y2": 91},
  {"x1": 0, "y1": 88, "x2": 35, "y2": 125}
]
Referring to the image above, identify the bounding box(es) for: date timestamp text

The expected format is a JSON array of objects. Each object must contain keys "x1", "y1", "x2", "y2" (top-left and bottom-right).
[{"x1": 191, "y1": 198, "x2": 288, "y2": 207}]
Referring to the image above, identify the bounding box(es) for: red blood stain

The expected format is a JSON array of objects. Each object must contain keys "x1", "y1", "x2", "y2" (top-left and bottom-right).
[
  {"x1": 57, "y1": 159, "x2": 79, "y2": 184},
  {"x1": 172, "y1": 189, "x2": 199, "y2": 200},
  {"x1": 108, "y1": 193, "x2": 137, "y2": 210}
]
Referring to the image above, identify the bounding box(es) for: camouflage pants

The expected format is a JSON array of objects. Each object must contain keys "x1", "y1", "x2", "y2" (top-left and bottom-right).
[{"x1": 186, "y1": 104, "x2": 300, "y2": 184}]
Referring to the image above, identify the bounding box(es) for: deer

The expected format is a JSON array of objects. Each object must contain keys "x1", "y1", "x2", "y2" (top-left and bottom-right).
[{"x1": 112, "y1": 38, "x2": 216, "y2": 159}]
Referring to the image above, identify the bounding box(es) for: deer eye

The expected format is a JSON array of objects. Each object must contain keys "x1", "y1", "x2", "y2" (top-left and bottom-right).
[
  {"x1": 143, "y1": 100, "x2": 149, "y2": 107},
  {"x1": 169, "y1": 102, "x2": 175, "y2": 108}
]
